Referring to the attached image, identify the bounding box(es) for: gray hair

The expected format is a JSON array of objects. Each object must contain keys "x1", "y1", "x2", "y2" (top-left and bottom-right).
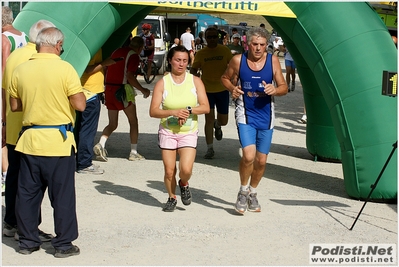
[
  {"x1": 35, "y1": 27, "x2": 64, "y2": 49},
  {"x1": 2, "y1": 6, "x2": 14, "y2": 26},
  {"x1": 247, "y1": 27, "x2": 269, "y2": 45},
  {"x1": 130, "y1": 36, "x2": 144, "y2": 49},
  {"x1": 29, "y1": 20, "x2": 56, "y2": 42}
]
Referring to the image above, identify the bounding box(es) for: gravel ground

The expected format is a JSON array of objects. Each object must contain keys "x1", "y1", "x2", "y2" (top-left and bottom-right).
[{"x1": 2, "y1": 58, "x2": 397, "y2": 266}]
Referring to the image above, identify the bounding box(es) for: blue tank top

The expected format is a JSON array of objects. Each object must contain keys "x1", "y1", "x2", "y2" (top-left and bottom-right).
[{"x1": 236, "y1": 52, "x2": 275, "y2": 130}]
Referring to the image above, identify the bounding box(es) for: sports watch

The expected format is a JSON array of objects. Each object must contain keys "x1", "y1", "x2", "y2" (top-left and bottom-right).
[{"x1": 186, "y1": 106, "x2": 192, "y2": 114}]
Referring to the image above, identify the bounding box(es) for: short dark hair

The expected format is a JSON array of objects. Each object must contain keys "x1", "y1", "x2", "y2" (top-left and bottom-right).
[
  {"x1": 205, "y1": 27, "x2": 218, "y2": 38},
  {"x1": 232, "y1": 28, "x2": 238, "y2": 32},
  {"x1": 167, "y1": 45, "x2": 191, "y2": 65}
]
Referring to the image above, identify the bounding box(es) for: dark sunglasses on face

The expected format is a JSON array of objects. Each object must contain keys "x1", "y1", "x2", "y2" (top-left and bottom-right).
[
  {"x1": 60, "y1": 47, "x2": 64, "y2": 55},
  {"x1": 206, "y1": 35, "x2": 218, "y2": 39}
]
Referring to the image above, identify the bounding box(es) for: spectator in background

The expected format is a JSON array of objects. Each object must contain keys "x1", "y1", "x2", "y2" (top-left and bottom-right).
[
  {"x1": 227, "y1": 33, "x2": 244, "y2": 55},
  {"x1": 273, "y1": 37, "x2": 283, "y2": 56},
  {"x1": 212, "y1": 25, "x2": 227, "y2": 45},
  {"x1": 194, "y1": 38, "x2": 203, "y2": 54},
  {"x1": 242, "y1": 30, "x2": 248, "y2": 51},
  {"x1": 139, "y1": 23, "x2": 155, "y2": 78},
  {"x1": 197, "y1": 31, "x2": 206, "y2": 46},
  {"x1": 230, "y1": 28, "x2": 240, "y2": 45},
  {"x1": 170, "y1": 38, "x2": 179, "y2": 49},
  {"x1": 180, "y1": 27, "x2": 195, "y2": 66},
  {"x1": 195, "y1": 31, "x2": 205, "y2": 52},
  {"x1": 281, "y1": 44, "x2": 296, "y2": 92}
]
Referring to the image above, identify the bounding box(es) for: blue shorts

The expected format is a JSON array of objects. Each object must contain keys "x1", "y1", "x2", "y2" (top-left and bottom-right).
[
  {"x1": 206, "y1": 90, "x2": 229, "y2": 115},
  {"x1": 237, "y1": 123, "x2": 273, "y2": 154},
  {"x1": 285, "y1": 59, "x2": 296, "y2": 69}
]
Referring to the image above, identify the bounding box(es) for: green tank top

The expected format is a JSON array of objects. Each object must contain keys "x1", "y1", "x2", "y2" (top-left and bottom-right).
[{"x1": 160, "y1": 73, "x2": 198, "y2": 134}]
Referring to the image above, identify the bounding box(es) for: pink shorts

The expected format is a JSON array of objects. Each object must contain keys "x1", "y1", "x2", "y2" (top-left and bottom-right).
[{"x1": 158, "y1": 126, "x2": 198, "y2": 149}]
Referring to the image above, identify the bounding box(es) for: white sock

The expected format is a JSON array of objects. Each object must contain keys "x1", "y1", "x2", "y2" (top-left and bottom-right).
[
  {"x1": 207, "y1": 144, "x2": 213, "y2": 150},
  {"x1": 240, "y1": 185, "x2": 249, "y2": 192},
  {"x1": 249, "y1": 185, "x2": 256, "y2": 194},
  {"x1": 131, "y1": 144, "x2": 138, "y2": 154},
  {"x1": 99, "y1": 136, "x2": 108, "y2": 148}
]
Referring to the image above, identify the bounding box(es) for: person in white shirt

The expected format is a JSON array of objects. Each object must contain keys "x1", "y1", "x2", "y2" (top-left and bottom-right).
[
  {"x1": 273, "y1": 37, "x2": 284, "y2": 56},
  {"x1": 180, "y1": 27, "x2": 195, "y2": 65}
]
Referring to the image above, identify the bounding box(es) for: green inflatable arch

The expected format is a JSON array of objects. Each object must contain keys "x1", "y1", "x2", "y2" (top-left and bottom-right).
[{"x1": 13, "y1": 2, "x2": 397, "y2": 200}]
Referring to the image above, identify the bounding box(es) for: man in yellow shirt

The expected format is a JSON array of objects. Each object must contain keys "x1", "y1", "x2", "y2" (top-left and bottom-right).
[
  {"x1": 9, "y1": 27, "x2": 85, "y2": 257},
  {"x1": 75, "y1": 49, "x2": 115, "y2": 174},
  {"x1": 2, "y1": 19, "x2": 55, "y2": 242},
  {"x1": 190, "y1": 26, "x2": 233, "y2": 159}
]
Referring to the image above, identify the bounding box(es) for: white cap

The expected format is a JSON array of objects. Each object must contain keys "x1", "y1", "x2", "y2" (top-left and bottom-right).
[{"x1": 232, "y1": 33, "x2": 241, "y2": 39}]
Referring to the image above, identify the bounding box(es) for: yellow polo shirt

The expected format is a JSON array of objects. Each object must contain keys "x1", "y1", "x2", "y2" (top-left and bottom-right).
[
  {"x1": 80, "y1": 49, "x2": 104, "y2": 100},
  {"x1": 2, "y1": 42, "x2": 36, "y2": 145},
  {"x1": 191, "y1": 44, "x2": 233, "y2": 93},
  {"x1": 9, "y1": 53, "x2": 83, "y2": 156}
]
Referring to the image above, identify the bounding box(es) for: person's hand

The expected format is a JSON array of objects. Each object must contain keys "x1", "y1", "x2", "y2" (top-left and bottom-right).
[
  {"x1": 142, "y1": 88, "x2": 151, "y2": 98},
  {"x1": 178, "y1": 117, "x2": 186, "y2": 126},
  {"x1": 262, "y1": 81, "x2": 277, "y2": 95},
  {"x1": 177, "y1": 108, "x2": 190, "y2": 126},
  {"x1": 231, "y1": 85, "x2": 244, "y2": 99}
]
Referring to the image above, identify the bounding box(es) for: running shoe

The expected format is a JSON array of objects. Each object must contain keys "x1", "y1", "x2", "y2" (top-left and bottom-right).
[
  {"x1": 163, "y1": 197, "x2": 177, "y2": 212},
  {"x1": 179, "y1": 180, "x2": 192, "y2": 206},
  {"x1": 234, "y1": 190, "x2": 249, "y2": 214},
  {"x1": 77, "y1": 165, "x2": 104, "y2": 175},
  {"x1": 93, "y1": 143, "x2": 108, "y2": 162},
  {"x1": 214, "y1": 120, "x2": 223, "y2": 141},
  {"x1": 247, "y1": 192, "x2": 261, "y2": 212},
  {"x1": 204, "y1": 148, "x2": 215, "y2": 159},
  {"x1": 128, "y1": 152, "x2": 145, "y2": 161}
]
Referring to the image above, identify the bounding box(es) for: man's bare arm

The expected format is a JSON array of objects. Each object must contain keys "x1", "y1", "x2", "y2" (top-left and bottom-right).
[
  {"x1": 127, "y1": 71, "x2": 150, "y2": 98},
  {"x1": 9, "y1": 96, "x2": 22, "y2": 112},
  {"x1": 2, "y1": 34, "x2": 11, "y2": 74},
  {"x1": 221, "y1": 55, "x2": 241, "y2": 93},
  {"x1": 69, "y1": 92, "x2": 86, "y2": 112}
]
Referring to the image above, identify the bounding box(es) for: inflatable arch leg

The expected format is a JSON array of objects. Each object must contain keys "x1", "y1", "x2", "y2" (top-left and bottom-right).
[{"x1": 266, "y1": 2, "x2": 397, "y2": 200}]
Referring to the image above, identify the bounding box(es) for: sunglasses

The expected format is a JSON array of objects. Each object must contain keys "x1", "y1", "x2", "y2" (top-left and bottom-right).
[
  {"x1": 60, "y1": 46, "x2": 64, "y2": 55},
  {"x1": 206, "y1": 35, "x2": 218, "y2": 39}
]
